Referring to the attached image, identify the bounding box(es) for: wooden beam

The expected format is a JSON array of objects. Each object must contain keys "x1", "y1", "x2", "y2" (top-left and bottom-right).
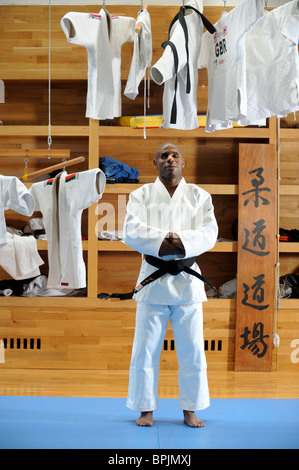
[{"x1": 0, "y1": 149, "x2": 70, "y2": 159}]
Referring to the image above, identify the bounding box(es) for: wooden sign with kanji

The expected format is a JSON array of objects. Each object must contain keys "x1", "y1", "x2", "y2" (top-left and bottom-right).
[{"x1": 235, "y1": 144, "x2": 277, "y2": 371}]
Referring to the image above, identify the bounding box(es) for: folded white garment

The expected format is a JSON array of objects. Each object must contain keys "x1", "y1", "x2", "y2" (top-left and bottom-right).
[{"x1": 0, "y1": 233, "x2": 44, "y2": 280}]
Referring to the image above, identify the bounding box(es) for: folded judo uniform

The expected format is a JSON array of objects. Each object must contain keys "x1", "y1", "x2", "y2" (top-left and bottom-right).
[
  {"x1": 198, "y1": 0, "x2": 265, "y2": 132},
  {"x1": 151, "y1": 0, "x2": 215, "y2": 130},
  {"x1": 30, "y1": 169, "x2": 106, "y2": 289},
  {"x1": 123, "y1": 176, "x2": 218, "y2": 412},
  {"x1": 0, "y1": 232, "x2": 44, "y2": 280},
  {"x1": 61, "y1": 8, "x2": 135, "y2": 120},
  {"x1": 0, "y1": 175, "x2": 34, "y2": 247},
  {"x1": 241, "y1": 0, "x2": 299, "y2": 123}
]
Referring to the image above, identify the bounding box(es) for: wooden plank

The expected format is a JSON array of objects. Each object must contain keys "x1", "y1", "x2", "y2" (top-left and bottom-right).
[
  {"x1": 104, "y1": 183, "x2": 238, "y2": 195},
  {"x1": 0, "y1": 126, "x2": 89, "y2": 137},
  {"x1": 0, "y1": 148, "x2": 70, "y2": 159},
  {"x1": 235, "y1": 144, "x2": 277, "y2": 371}
]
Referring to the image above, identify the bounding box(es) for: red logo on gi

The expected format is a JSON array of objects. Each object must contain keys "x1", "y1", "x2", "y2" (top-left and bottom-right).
[{"x1": 222, "y1": 25, "x2": 227, "y2": 36}]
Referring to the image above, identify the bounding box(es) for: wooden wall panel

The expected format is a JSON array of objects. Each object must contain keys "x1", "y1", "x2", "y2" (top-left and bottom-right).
[
  {"x1": 0, "y1": 299, "x2": 236, "y2": 371},
  {"x1": 277, "y1": 301, "x2": 299, "y2": 371}
]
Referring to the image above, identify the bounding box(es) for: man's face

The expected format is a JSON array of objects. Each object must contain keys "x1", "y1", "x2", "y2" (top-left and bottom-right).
[{"x1": 154, "y1": 144, "x2": 185, "y2": 180}]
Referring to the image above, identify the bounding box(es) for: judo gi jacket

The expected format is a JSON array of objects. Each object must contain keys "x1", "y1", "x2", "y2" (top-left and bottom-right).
[
  {"x1": 198, "y1": 0, "x2": 265, "y2": 132},
  {"x1": 30, "y1": 169, "x2": 106, "y2": 289},
  {"x1": 123, "y1": 177, "x2": 218, "y2": 305},
  {"x1": 151, "y1": 5, "x2": 204, "y2": 130},
  {"x1": 242, "y1": 0, "x2": 299, "y2": 123},
  {"x1": 61, "y1": 9, "x2": 135, "y2": 120}
]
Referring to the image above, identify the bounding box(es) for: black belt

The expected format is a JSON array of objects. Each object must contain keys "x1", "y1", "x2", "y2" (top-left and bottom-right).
[{"x1": 98, "y1": 255, "x2": 222, "y2": 300}]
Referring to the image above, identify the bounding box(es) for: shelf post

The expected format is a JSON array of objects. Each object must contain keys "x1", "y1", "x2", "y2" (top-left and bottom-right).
[{"x1": 87, "y1": 118, "x2": 100, "y2": 298}]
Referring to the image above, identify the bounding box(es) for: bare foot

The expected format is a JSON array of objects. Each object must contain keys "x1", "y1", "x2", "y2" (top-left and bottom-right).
[
  {"x1": 136, "y1": 411, "x2": 153, "y2": 427},
  {"x1": 183, "y1": 410, "x2": 204, "y2": 428}
]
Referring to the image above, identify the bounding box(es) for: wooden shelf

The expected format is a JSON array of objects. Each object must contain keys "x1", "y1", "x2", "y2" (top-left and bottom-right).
[
  {"x1": 0, "y1": 126, "x2": 89, "y2": 137},
  {"x1": 97, "y1": 126, "x2": 270, "y2": 139},
  {"x1": 0, "y1": 124, "x2": 272, "y2": 139},
  {"x1": 279, "y1": 243, "x2": 299, "y2": 253},
  {"x1": 97, "y1": 240, "x2": 238, "y2": 253},
  {"x1": 280, "y1": 128, "x2": 299, "y2": 142},
  {"x1": 36, "y1": 240, "x2": 89, "y2": 251},
  {"x1": 35, "y1": 240, "x2": 239, "y2": 253},
  {"x1": 280, "y1": 185, "x2": 299, "y2": 196},
  {"x1": 105, "y1": 183, "x2": 238, "y2": 195}
]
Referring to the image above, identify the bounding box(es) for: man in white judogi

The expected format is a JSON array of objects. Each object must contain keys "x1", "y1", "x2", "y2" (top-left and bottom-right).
[
  {"x1": 61, "y1": 8, "x2": 135, "y2": 120},
  {"x1": 30, "y1": 169, "x2": 106, "y2": 289},
  {"x1": 123, "y1": 143, "x2": 218, "y2": 427}
]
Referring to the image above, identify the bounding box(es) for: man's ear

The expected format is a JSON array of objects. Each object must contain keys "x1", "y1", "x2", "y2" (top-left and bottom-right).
[
  {"x1": 182, "y1": 158, "x2": 185, "y2": 168},
  {"x1": 153, "y1": 159, "x2": 157, "y2": 168}
]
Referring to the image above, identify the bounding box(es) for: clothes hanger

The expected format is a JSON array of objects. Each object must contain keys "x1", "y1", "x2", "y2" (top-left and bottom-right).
[
  {"x1": 135, "y1": 2, "x2": 148, "y2": 33},
  {"x1": 22, "y1": 156, "x2": 86, "y2": 181}
]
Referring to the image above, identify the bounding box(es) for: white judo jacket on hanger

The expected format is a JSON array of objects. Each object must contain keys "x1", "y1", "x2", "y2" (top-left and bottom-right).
[
  {"x1": 198, "y1": 0, "x2": 265, "y2": 132},
  {"x1": 0, "y1": 175, "x2": 34, "y2": 247},
  {"x1": 123, "y1": 177, "x2": 218, "y2": 304},
  {"x1": 61, "y1": 9, "x2": 135, "y2": 120},
  {"x1": 242, "y1": 0, "x2": 299, "y2": 123},
  {"x1": 151, "y1": 1, "x2": 205, "y2": 130},
  {"x1": 30, "y1": 169, "x2": 106, "y2": 289}
]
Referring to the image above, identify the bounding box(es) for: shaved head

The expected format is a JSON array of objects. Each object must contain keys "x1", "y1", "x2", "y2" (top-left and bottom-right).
[{"x1": 155, "y1": 142, "x2": 182, "y2": 159}]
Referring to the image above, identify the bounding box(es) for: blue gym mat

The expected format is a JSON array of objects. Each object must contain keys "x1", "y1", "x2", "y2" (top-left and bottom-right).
[{"x1": 0, "y1": 397, "x2": 298, "y2": 449}]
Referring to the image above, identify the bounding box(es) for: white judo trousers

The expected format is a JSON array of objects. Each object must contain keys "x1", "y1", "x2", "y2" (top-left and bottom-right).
[{"x1": 126, "y1": 302, "x2": 209, "y2": 412}]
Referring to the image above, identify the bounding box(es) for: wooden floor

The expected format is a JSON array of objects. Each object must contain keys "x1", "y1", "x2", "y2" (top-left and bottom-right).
[{"x1": 1, "y1": 369, "x2": 299, "y2": 399}]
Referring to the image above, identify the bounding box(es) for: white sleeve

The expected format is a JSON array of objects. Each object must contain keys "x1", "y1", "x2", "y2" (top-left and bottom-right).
[
  {"x1": 123, "y1": 190, "x2": 168, "y2": 257},
  {"x1": 75, "y1": 169, "x2": 106, "y2": 210},
  {"x1": 176, "y1": 194, "x2": 218, "y2": 258},
  {"x1": 4, "y1": 176, "x2": 35, "y2": 216},
  {"x1": 29, "y1": 183, "x2": 41, "y2": 212},
  {"x1": 60, "y1": 12, "x2": 88, "y2": 47},
  {"x1": 198, "y1": 30, "x2": 209, "y2": 69}
]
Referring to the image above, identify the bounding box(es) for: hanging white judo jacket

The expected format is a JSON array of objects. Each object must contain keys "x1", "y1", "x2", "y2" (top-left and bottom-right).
[
  {"x1": 123, "y1": 177, "x2": 218, "y2": 304},
  {"x1": 241, "y1": 0, "x2": 299, "y2": 123},
  {"x1": 30, "y1": 169, "x2": 106, "y2": 289},
  {"x1": 0, "y1": 175, "x2": 34, "y2": 247},
  {"x1": 150, "y1": 2, "x2": 205, "y2": 130},
  {"x1": 61, "y1": 9, "x2": 135, "y2": 120},
  {"x1": 124, "y1": 9, "x2": 152, "y2": 101},
  {"x1": 198, "y1": 0, "x2": 265, "y2": 132}
]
